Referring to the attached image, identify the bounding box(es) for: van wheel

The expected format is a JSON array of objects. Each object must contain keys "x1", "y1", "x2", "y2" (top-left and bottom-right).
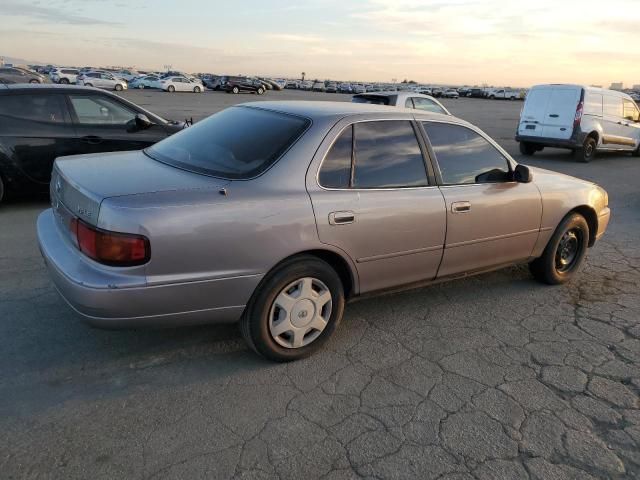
[
  {"x1": 529, "y1": 213, "x2": 589, "y2": 285},
  {"x1": 575, "y1": 137, "x2": 597, "y2": 163},
  {"x1": 240, "y1": 255, "x2": 345, "y2": 362},
  {"x1": 519, "y1": 142, "x2": 536, "y2": 156}
]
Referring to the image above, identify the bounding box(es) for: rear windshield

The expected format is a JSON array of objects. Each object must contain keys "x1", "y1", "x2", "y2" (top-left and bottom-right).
[
  {"x1": 352, "y1": 95, "x2": 390, "y2": 106},
  {"x1": 145, "y1": 106, "x2": 310, "y2": 179}
]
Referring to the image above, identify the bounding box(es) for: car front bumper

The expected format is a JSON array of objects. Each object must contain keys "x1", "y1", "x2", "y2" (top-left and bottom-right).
[
  {"x1": 596, "y1": 207, "x2": 611, "y2": 241},
  {"x1": 37, "y1": 209, "x2": 261, "y2": 328}
]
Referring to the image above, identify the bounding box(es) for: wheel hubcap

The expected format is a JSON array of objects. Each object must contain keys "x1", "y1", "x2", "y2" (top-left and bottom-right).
[
  {"x1": 555, "y1": 229, "x2": 580, "y2": 272},
  {"x1": 269, "y1": 277, "x2": 332, "y2": 349}
]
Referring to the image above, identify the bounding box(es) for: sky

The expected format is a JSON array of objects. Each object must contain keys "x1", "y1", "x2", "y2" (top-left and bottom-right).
[{"x1": 1, "y1": 0, "x2": 639, "y2": 87}]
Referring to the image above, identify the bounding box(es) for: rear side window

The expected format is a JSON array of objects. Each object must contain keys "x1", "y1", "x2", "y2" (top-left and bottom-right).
[
  {"x1": 413, "y1": 97, "x2": 447, "y2": 115},
  {"x1": 603, "y1": 96, "x2": 623, "y2": 117},
  {"x1": 0, "y1": 94, "x2": 67, "y2": 123},
  {"x1": 423, "y1": 122, "x2": 510, "y2": 185},
  {"x1": 584, "y1": 92, "x2": 603, "y2": 116},
  {"x1": 319, "y1": 126, "x2": 352, "y2": 188},
  {"x1": 353, "y1": 121, "x2": 428, "y2": 188},
  {"x1": 146, "y1": 107, "x2": 310, "y2": 179}
]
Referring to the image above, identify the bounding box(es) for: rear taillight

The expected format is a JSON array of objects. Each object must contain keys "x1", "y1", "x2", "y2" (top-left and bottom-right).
[
  {"x1": 574, "y1": 101, "x2": 584, "y2": 128},
  {"x1": 71, "y1": 218, "x2": 150, "y2": 266}
]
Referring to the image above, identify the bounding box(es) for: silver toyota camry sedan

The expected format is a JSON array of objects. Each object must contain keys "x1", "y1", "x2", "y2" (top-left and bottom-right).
[{"x1": 37, "y1": 101, "x2": 610, "y2": 361}]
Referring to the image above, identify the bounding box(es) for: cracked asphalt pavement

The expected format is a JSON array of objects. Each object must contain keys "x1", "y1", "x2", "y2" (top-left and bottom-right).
[{"x1": 1, "y1": 91, "x2": 639, "y2": 479}]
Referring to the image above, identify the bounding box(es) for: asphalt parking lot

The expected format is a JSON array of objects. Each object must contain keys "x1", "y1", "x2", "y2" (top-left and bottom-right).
[{"x1": 1, "y1": 90, "x2": 639, "y2": 480}]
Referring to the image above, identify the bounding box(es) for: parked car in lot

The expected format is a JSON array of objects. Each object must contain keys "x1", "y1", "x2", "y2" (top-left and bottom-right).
[
  {"x1": 77, "y1": 71, "x2": 127, "y2": 91},
  {"x1": 50, "y1": 68, "x2": 80, "y2": 84},
  {"x1": 352, "y1": 92, "x2": 451, "y2": 115},
  {"x1": 488, "y1": 88, "x2": 519, "y2": 100},
  {"x1": 338, "y1": 83, "x2": 353, "y2": 94},
  {"x1": 223, "y1": 77, "x2": 266, "y2": 95},
  {"x1": 129, "y1": 75, "x2": 160, "y2": 89},
  {"x1": 160, "y1": 76, "x2": 204, "y2": 93},
  {"x1": 516, "y1": 84, "x2": 640, "y2": 162},
  {"x1": 468, "y1": 88, "x2": 488, "y2": 98},
  {"x1": 442, "y1": 89, "x2": 460, "y2": 99},
  {"x1": 0, "y1": 66, "x2": 47, "y2": 84},
  {"x1": 326, "y1": 82, "x2": 338, "y2": 93},
  {"x1": 285, "y1": 80, "x2": 299, "y2": 89},
  {"x1": 312, "y1": 82, "x2": 326, "y2": 92},
  {"x1": 0, "y1": 84, "x2": 186, "y2": 203},
  {"x1": 36, "y1": 101, "x2": 610, "y2": 361}
]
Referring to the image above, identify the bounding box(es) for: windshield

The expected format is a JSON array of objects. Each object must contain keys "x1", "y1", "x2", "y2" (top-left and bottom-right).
[{"x1": 145, "y1": 106, "x2": 310, "y2": 179}]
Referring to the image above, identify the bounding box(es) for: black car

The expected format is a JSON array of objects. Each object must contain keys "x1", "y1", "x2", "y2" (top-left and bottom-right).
[
  {"x1": 0, "y1": 84, "x2": 185, "y2": 203},
  {"x1": 468, "y1": 88, "x2": 488, "y2": 98},
  {"x1": 222, "y1": 77, "x2": 266, "y2": 95}
]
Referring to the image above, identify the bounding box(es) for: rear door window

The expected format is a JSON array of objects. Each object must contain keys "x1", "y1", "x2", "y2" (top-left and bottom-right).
[
  {"x1": 423, "y1": 122, "x2": 511, "y2": 185},
  {"x1": 318, "y1": 126, "x2": 353, "y2": 188},
  {"x1": 0, "y1": 94, "x2": 67, "y2": 124},
  {"x1": 146, "y1": 106, "x2": 310, "y2": 179},
  {"x1": 352, "y1": 121, "x2": 428, "y2": 188}
]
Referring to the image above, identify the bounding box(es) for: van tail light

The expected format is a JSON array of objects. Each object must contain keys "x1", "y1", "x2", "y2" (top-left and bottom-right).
[
  {"x1": 70, "y1": 218, "x2": 150, "y2": 266},
  {"x1": 574, "y1": 101, "x2": 584, "y2": 128}
]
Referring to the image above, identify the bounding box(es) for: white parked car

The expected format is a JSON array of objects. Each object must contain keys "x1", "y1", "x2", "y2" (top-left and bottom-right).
[
  {"x1": 159, "y1": 76, "x2": 204, "y2": 93},
  {"x1": 77, "y1": 71, "x2": 128, "y2": 91},
  {"x1": 113, "y1": 69, "x2": 140, "y2": 82},
  {"x1": 129, "y1": 75, "x2": 160, "y2": 89},
  {"x1": 516, "y1": 84, "x2": 640, "y2": 162},
  {"x1": 442, "y1": 89, "x2": 460, "y2": 99},
  {"x1": 50, "y1": 68, "x2": 80, "y2": 84},
  {"x1": 488, "y1": 88, "x2": 520, "y2": 100},
  {"x1": 352, "y1": 84, "x2": 366, "y2": 94}
]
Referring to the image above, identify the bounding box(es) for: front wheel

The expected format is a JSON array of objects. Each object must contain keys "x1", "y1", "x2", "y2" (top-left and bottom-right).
[
  {"x1": 114, "y1": 84, "x2": 123, "y2": 91},
  {"x1": 519, "y1": 142, "x2": 536, "y2": 156},
  {"x1": 529, "y1": 213, "x2": 589, "y2": 285},
  {"x1": 240, "y1": 255, "x2": 345, "y2": 362},
  {"x1": 59, "y1": 78, "x2": 69, "y2": 84},
  {"x1": 257, "y1": 87, "x2": 265, "y2": 95},
  {"x1": 29, "y1": 79, "x2": 40, "y2": 84},
  {"x1": 194, "y1": 86, "x2": 201, "y2": 93},
  {"x1": 575, "y1": 136, "x2": 596, "y2": 163},
  {"x1": 167, "y1": 85, "x2": 175, "y2": 93},
  {"x1": 232, "y1": 86, "x2": 240, "y2": 94}
]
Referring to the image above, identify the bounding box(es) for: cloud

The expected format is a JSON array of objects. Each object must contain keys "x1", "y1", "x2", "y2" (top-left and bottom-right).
[{"x1": 3, "y1": 1, "x2": 120, "y2": 26}]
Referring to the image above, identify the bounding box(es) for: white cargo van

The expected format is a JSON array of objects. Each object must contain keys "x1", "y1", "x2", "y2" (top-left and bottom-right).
[{"x1": 516, "y1": 84, "x2": 640, "y2": 162}]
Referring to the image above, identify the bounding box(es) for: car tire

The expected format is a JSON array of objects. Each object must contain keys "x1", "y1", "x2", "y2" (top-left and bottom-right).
[
  {"x1": 232, "y1": 86, "x2": 240, "y2": 94},
  {"x1": 632, "y1": 144, "x2": 640, "y2": 157},
  {"x1": 240, "y1": 255, "x2": 345, "y2": 362},
  {"x1": 509, "y1": 96, "x2": 516, "y2": 101},
  {"x1": 167, "y1": 85, "x2": 175, "y2": 93},
  {"x1": 519, "y1": 142, "x2": 537, "y2": 156},
  {"x1": 194, "y1": 86, "x2": 201, "y2": 93},
  {"x1": 489, "y1": 95, "x2": 495, "y2": 100},
  {"x1": 114, "y1": 84, "x2": 123, "y2": 91},
  {"x1": 575, "y1": 136, "x2": 597, "y2": 163},
  {"x1": 138, "y1": 84, "x2": 145, "y2": 89},
  {"x1": 60, "y1": 78, "x2": 69, "y2": 84},
  {"x1": 257, "y1": 87, "x2": 265, "y2": 95},
  {"x1": 29, "y1": 79, "x2": 40, "y2": 84},
  {"x1": 529, "y1": 212, "x2": 589, "y2": 285},
  {"x1": 84, "y1": 83, "x2": 93, "y2": 87}
]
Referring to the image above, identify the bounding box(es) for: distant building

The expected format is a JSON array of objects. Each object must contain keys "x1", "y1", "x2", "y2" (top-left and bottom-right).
[
  {"x1": 610, "y1": 82, "x2": 623, "y2": 91},
  {"x1": 633, "y1": 84, "x2": 640, "y2": 91}
]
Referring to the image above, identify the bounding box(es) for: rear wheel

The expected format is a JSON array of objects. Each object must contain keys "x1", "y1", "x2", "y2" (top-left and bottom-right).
[
  {"x1": 29, "y1": 79, "x2": 39, "y2": 84},
  {"x1": 519, "y1": 142, "x2": 537, "y2": 156},
  {"x1": 232, "y1": 86, "x2": 240, "y2": 94},
  {"x1": 114, "y1": 84, "x2": 123, "y2": 91},
  {"x1": 575, "y1": 136, "x2": 597, "y2": 163},
  {"x1": 529, "y1": 213, "x2": 589, "y2": 285},
  {"x1": 257, "y1": 87, "x2": 265, "y2": 95},
  {"x1": 193, "y1": 86, "x2": 201, "y2": 93},
  {"x1": 167, "y1": 85, "x2": 175, "y2": 93},
  {"x1": 240, "y1": 255, "x2": 345, "y2": 362}
]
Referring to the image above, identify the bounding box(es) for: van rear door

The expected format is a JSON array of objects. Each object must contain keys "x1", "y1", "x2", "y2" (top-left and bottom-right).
[
  {"x1": 541, "y1": 86, "x2": 582, "y2": 140},
  {"x1": 518, "y1": 86, "x2": 552, "y2": 137}
]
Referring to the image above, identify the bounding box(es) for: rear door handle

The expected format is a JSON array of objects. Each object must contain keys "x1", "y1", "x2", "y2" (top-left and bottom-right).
[
  {"x1": 329, "y1": 211, "x2": 355, "y2": 225},
  {"x1": 451, "y1": 201, "x2": 471, "y2": 213},
  {"x1": 81, "y1": 135, "x2": 103, "y2": 145}
]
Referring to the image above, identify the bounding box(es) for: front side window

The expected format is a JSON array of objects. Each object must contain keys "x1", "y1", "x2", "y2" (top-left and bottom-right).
[
  {"x1": 146, "y1": 106, "x2": 310, "y2": 179},
  {"x1": 353, "y1": 121, "x2": 428, "y2": 188},
  {"x1": 0, "y1": 94, "x2": 67, "y2": 123},
  {"x1": 423, "y1": 122, "x2": 510, "y2": 185},
  {"x1": 623, "y1": 100, "x2": 640, "y2": 122},
  {"x1": 69, "y1": 95, "x2": 135, "y2": 125},
  {"x1": 319, "y1": 126, "x2": 352, "y2": 188},
  {"x1": 413, "y1": 98, "x2": 447, "y2": 115},
  {"x1": 603, "y1": 96, "x2": 623, "y2": 117}
]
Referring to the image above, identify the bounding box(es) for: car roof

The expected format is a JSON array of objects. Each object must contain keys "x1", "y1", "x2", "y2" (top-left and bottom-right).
[
  {"x1": 238, "y1": 100, "x2": 461, "y2": 123},
  {"x1": 531, "y1": 84, "x2": 631, "y2": 98},
  {"x1": 0, "y1": 84, "x2": 115, "y2": 95}
]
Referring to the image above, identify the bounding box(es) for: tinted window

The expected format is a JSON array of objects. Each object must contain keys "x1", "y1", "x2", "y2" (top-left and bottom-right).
[
  {"x1": 423, "y1": 123, "x2": 510, "y2": 185},
  {"x1": 353, "y1": 121, "x2": 428, "y2": 188},
  {"x1": 413, "y1": 97, "x2": 447, "y2": 114},
  {"x1": 0, "y1": 94, "x2": 66, "y2": 123},
  {"x1": 603, "y1": 96, "x2": 623, "y2": 117},
  {"x1": 88, "y1": 73, "x2": 100, "y2": 78},
  {"x1": 584, "y1": 92, "x2": 603, "y2": 116},
  {"x1": 319, "y1": 126, "x2": 352, "y2": 188},
  {"x1": 146, "y1": 107, "x2": 310, "y2": 179},
  {"x1": 352, "y1": 95, "x2": 390, "y2": 105},
  {"x1": 623, "y1": 100, "x2": 640, "y2": 121},
  {"x1": 69, "y1": 95, "x2": 135, "y2": 125}
]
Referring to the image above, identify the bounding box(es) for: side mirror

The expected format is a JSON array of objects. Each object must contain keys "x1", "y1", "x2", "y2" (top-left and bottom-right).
[
  {"x1": 127, "y1": 113, "x2": 152, "y2": 133},
  {"x1": 514, "y1": 164, "x2": 533, "y2": 183}
]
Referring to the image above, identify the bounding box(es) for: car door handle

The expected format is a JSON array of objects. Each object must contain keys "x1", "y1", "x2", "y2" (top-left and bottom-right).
[
  {"x1": 549, "y1": 114, "x2": 559, "y2": 118},
  {"x1": 329, "y1": 211, "x2": 355, "y2": 225},
  {"x1": 81, "y1": 135, "x2": 103, "y2": 145},
  {"x1": 451, "y1": 201, "x2": 471, "y2": 213}
]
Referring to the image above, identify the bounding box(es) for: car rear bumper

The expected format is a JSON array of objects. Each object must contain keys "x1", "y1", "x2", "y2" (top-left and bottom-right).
[
  {"x1": 515, "y1": 131, "x2": 587, "y2": 149},
  {"x1": 37, "y1": 209, "x2": 261, "y2": 329}
]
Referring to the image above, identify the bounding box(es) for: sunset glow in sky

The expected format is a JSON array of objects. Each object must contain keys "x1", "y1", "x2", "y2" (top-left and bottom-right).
[{"x1": 2, "y1": 0, "x2": 639, "y2": 87}]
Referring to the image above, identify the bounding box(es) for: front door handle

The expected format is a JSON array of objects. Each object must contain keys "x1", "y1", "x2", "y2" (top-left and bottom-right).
[
  {"x1": 81, "y1": 135, "x2": 103, "y2": 145},
  {"x1": 329, "y1": 211, "x2": 355, "y2": 225},
  {"x1": 451, "y1": 201, "x2": 471, "y2": 213}
]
